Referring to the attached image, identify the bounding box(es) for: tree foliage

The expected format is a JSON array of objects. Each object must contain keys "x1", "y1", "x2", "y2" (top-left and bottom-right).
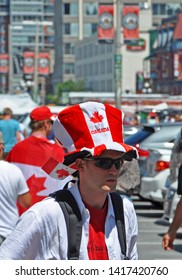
[
  {"x1": 47, "y1": 80, "x2": 85, "y2": 105},
  {"x1": 56, "y1": 80, "x2": 85, "y2": 95}
]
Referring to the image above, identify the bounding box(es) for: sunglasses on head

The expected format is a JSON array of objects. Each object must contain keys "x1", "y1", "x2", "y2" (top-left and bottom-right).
[{"x1": 84, "y1": 157, "x2": 124, "y2": 170}]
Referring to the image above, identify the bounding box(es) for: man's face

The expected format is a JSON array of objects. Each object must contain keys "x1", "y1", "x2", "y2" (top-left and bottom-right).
[{"x1": 78, "y1": 150, "x2": 125, "y2": 194}]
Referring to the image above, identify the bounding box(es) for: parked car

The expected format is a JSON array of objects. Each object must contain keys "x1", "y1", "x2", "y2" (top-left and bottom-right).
[
  {"x1": 125, "y1": 122, "x2": 182, "y2": 178},
  {"x1": 139, "y1": 127, "x2": 182, "y2": 205},
  {"x1": 139, "y1": 145, "x2": 172, "y2": 204},
  {"x1": 123, "y1": 125, "x2": 140, "y2": 139}
]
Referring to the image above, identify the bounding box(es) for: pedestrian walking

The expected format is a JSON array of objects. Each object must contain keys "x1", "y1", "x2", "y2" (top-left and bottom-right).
[
  {"x1": 5, "y1": 105, "x2": 65, "y2": 215},
  {"x1": 0, "y1": 132, "x2": 31, "y2": 245},
  {"x1": 0, "y1": 102, "x2": 138, "y2": 260},
  {"x1": 162, "y1": 129, "x2": 182, "y2": 250},
  {"x1": 0, "y1": 107, "x2": 22, "y2": 158}
]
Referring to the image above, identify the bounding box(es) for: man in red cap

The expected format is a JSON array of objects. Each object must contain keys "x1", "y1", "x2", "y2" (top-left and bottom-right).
[
  {"x1": 0, "y1": 102, "x2": 138, "y2": 260},
  {"x1": 5, "y1": 106, "x2": 65, "y2": 214}
]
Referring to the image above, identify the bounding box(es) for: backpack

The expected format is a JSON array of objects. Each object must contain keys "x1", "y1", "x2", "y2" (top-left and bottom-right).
[{"x1": 49, "y1": 181, "x2": 127, "y2": 260}]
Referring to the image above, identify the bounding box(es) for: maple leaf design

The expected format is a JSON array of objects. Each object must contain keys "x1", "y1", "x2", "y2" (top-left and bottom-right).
[
  {"x1": 17, "y1": 175, "x2": 47, "y2": 215},
  {"x1": 56, "y1": 169, "x2": 70, "y2": 178},
  {"x1": 27, "y1": 175, "x2": 47, "y2": 201},
  {"x1": 90, "y1": 111, "x2": 104, "y2": 123}
]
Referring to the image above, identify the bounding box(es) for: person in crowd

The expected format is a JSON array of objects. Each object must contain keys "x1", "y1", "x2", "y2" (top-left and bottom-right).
[
  {"x1": 5, "y1": 105, "x2": 65, "y2": 215},
  {"x1": 162, "y1": 129, "x2": 182, "y2": 250},
  {"x1": 147, "y1": 111, "x2": 159, "y2": 124},
  {"x1": 0, "y1": 107, "x2": 22, "y2": 158},
  {"x1": 0, "y1": 132, "x2": 31, "y2": 246},
  {"x1": 116, "y1": 158, "x2": 140, "y2": 198},
  {"x1": 0, "y1": 102, "x2": 138, "y2": 260},
  {"x1": 162, "y1": 197, "x2": 182, "y2": 251}
]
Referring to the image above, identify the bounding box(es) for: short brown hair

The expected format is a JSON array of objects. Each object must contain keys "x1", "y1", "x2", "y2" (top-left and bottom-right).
[{"x1": 3, "y1": 107, "x2": 13, "y2": 115}]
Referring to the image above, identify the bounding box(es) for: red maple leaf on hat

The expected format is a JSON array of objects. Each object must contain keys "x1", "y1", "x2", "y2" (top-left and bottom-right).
[
  {"x1": 56, "y1": 169, "x2": 70, "y2": 178},
  {"x1": 90, "y1": 111, "x2": 104, "y2": 123}
]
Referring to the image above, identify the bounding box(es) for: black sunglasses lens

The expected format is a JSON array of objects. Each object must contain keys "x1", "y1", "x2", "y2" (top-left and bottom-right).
[
  {"x1": 95, "y1": 158, "x2": 122, "y2": 170},
  {"x1": 95, "y1": 159, "x2": 111, "y2": 169},
  {"x1": 115, "y1": 160, "x2": 121, "y2": 169}
]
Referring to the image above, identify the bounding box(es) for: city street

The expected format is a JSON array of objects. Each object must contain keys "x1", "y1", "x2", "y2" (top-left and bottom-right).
[{"x1": 132, "y1": 194, "x2": 182, "y2": 260}]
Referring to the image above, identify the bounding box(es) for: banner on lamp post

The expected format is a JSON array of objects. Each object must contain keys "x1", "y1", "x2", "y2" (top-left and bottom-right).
[
  {"x1": 0, "y1": 54, "x2": 9, "y2": 73},
  {"x1": 23, "y1": 52, "x2": 34, "y2": 75},
  {"x1": 122, "y1": 5, "x2": 139, "y2": 42},
  {"x1": 38, "y1": 52, "x2": 50, "y2": 75},
  {"x1": 98, "y1": 4, "x2": 114, "y2": 43}
]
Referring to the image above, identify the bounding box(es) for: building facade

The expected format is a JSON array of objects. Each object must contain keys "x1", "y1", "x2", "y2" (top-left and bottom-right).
[
  {"x1": 0, "y1": 0, "x2": 182, "y2": 96},
  {"x1": 146, "y1": 12, "x2": 182, "y2": 94},
  {"x1": 53, "y1": 0, "x2": 182, "y2": 94},
  {"x1": 0, "y1": 0, "x2": 55, "y2": 95}
]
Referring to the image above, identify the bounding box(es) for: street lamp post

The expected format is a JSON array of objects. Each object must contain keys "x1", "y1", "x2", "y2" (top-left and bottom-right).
[
  {"x1": 8, "y1": 25, "x2": 23, "y2": 93},
  {"x1": 114, "y1": 0, "x2": 122, "y2": 110},
  {"x1": 22, "y1": 20, "x2": 53, "y2": 103},
  {"x1": 8, "y1": 24, "x2": 13, "y2": 93},
  {"x1": 33, "y1": 20, "x2": 39, "y2": 103}
]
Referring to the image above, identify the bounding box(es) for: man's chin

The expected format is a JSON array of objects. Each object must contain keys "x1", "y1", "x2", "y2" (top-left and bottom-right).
[{"x1": 101, "y1": 184, "x2": 116, "y2": 193}]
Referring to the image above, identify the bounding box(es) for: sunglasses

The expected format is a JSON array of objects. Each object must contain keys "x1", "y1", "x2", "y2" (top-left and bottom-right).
[{"x1": 84, "y1": 157, "x2": 124, "y2": 170}]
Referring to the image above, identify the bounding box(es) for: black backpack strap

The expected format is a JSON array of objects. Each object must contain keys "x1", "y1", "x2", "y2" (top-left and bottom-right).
[
  {"x1": 110, "y1": 192, "x2": 128, "y2": 259},
  {"x1": 49, "y1": 189, "x2": 82, "y2": 260}
]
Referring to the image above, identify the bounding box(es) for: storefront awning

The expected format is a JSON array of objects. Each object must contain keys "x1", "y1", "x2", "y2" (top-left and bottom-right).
[{"x1": 173, "y1": 13, "x2": 182, "y2": 39}]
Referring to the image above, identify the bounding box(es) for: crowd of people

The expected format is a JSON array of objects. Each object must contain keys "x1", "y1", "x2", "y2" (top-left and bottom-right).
[{"x1": 0, "y1": 102, "x2": 182, "y2": 260}]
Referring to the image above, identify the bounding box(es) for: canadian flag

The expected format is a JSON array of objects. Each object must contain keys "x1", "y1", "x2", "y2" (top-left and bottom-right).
[
  {"x1": 6, "y1": 136, "x2": 69, "y2": 215},
  {"x1": 42, "y1": 157, "x2": 76, "y2": 179}
]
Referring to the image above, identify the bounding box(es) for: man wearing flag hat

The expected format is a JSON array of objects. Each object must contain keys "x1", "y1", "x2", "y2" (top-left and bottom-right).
[{"x1": 0, "y1": 102, "x2": 138, "y2": 260}]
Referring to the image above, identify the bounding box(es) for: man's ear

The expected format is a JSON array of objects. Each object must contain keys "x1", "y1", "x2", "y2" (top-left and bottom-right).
[{"x1": 75, "y1": 158, "x2": 84, "y2": 171}]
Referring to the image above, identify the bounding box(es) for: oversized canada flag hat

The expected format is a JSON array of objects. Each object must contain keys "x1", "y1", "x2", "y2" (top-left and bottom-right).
[{"x1": 42, "y1": 102, "x2": 138, "y2": 179}]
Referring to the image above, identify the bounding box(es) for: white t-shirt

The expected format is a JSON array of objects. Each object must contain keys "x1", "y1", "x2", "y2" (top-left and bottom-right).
[
  {"x1": 0, "y1": 183, "x2": 138, "y2": 260},
  {"x1": 0, "y1": 160, "x2": 29, "y2": 238}
]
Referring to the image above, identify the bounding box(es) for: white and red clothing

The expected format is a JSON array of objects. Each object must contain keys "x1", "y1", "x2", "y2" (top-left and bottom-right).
[
  {"x1": 0, "y1": 182, "x2": 138, "y2": 260},
  {"x1": 0, "y1": 160, "x2": 29, "y2": 238},
  {"x1": 6, "y1": 135, "x2": 65, "y2": 214}
]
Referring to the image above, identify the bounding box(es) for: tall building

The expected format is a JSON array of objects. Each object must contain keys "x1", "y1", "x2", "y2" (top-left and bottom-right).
[
  {"x1": 0, "y1": 0, "x2": 55, "y2": 95},
  {"x1": 53, "y1": 0, "x2": 182, "y2": 92},
  {"x1": 0, "y1": 0, "x2": 9, "y2": 93}
]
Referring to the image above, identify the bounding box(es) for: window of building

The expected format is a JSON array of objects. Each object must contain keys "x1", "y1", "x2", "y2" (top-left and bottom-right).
[
  {"x1": 152, "y1": 3, "x2": 181, "y2": 16},
  {"x1": 100, "y1": 44, "x2": 106, "y2": 55},
  {"x1": 63, "y1": 43, "x2": 74, "y2": 55},
  {"x1": 100, "y1": 80, "x2": 106, "y2": 91},
  {"x1": 64, "y1": 63, "x2": 74, "y2": 74},
  {"x1": 83, "y1": 3, "x2": 98, "y2": 15},
  {"x1": 94, "y1": 61, "x2": 99, "y2": 75},
  {"x1": 90, "y1": 63, "x2": 93, "y2": 76},
  {"x1": 100, "y1": 60, "x2": 105, "y2": 74},
  {"x1": 106, "y1": 59, "x2": 112, "y2": 74},
  {"x1": 94, "y1": 43, "x2": 99, "y2": 56},
  {"x1": 63, "y1": 3, "x2": 78, "y2": 16},
  {"x1": 107, "y1": 79, "x2": 112, "y2": 92},
  {"x1": 63, "y1": 23, "x2": 78, "y2": 36},
  {"x1": 83, "y1": 23, "x2": 97, "y2": 37}
]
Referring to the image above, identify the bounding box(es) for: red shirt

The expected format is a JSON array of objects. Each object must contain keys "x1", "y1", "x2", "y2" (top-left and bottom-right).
[{"x1": 86, "y1": 200, "x2": 109, "y2": 260}]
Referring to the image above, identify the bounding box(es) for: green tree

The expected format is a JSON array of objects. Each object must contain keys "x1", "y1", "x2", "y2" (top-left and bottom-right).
[
  {"x1": 47, "y1": 80, "x2": 85, "y2": 105},
  {"x1": 56, "y1": 80, "x2": 85, "y2": 95}
]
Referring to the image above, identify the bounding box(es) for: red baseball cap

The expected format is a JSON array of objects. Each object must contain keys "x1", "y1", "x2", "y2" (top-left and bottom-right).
[{"x1": 30, "y1": 106, "x2": 55, "y2": 121}]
